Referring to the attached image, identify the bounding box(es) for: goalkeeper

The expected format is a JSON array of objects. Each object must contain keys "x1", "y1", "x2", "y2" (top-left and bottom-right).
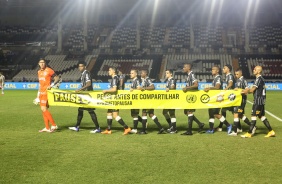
[{"x1": 35, "y1": 59, "x2": 60, "y2": 132}]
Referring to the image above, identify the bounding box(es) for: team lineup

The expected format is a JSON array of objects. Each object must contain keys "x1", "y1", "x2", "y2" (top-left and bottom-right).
[{"x1": 34, "y1": 59, "x2": 275, "y2": 138}]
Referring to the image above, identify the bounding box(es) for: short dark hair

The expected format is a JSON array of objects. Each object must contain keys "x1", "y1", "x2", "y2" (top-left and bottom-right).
[
  {"x1": 39, "y1": 58, "x2": 46, "y2": 63},
  {"x1": 166, "y1": 69, "x2": 173, "y2": 74},
  {"x1": 235, "y1": 68, "x2": 242, "y2": 72},
  {"x1": 141, "y1": 69, "x2": 148, "y2": 75},
  {"x1": 131, "y1": 69, "x2": 138, "y2": 74},
  {"x1": 109, "y1": 67, "x2": 118, "y2": 74},
  {"x1": 184, "y1": 63, "x2": 193, "y2": 68},
  {"x1": 78, "y1": 61, "x2": 86, "y2": 66},
  {"x1": 225, "y1": 64, "x2": 232, "y2": 72}
]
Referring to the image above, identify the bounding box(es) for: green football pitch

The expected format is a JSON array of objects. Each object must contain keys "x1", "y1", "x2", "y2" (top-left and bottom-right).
[{"x1": 0, "y1": 90, "x2": 282, "y2": 184}]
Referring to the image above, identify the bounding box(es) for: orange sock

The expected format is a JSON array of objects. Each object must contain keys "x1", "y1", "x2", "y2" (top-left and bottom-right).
[
  {"x1": 44, "y1": 110, "x2": 56, "y2": 126},
  {"x1": 42, "y1": 112, "x2": 50, "y2": 129}
]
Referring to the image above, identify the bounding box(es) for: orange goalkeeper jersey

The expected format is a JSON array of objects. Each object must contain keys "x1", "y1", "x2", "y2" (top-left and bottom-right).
[{"x1": 38, "y1": 67, "x2": 55, "y2": 93}]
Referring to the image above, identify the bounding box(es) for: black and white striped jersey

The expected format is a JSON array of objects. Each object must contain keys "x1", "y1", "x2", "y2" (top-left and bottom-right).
[
  {"x1": 80, "y1": 70, "x2": 93, "y2": 91},
  {"x1": 236, "y1": 76, "x2": 248, "y2": 100},
  {"x1": 166, "y1": 77, "x2": 176, "y2": 90},
  {"x1": 131, "y1": 77, "x2": 141, "y2": 89},
  {"x1": 212, "y1": 74, "x2": 223, "y2": 89},
  {"x1": 253, "y1": 75, "x2": 266, "y2": 105},
  {"x1": 185, "y1": 71, "x2": 198, "y2": 88},
  {"x1": 141, "y1": 77, "x2": 154, "y2": 88},
  {"x1": 110, "y1": 75, "x2": 120, "y2": 89},
  {"x1": 225, "y1": 73, "x2": 236, "y2": 89}
]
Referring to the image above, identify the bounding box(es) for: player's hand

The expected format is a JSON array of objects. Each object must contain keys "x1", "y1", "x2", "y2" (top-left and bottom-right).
[
  {"x1": 204, "y1": 87, "x2": 210, "y2": 92},
  {"x1": 33, "y1": 98, "x2": 40, "y2": 105},
  {"x1": 130, "y1": 88, "x2": 133, "y2": 92},
  {"x1": 75, "y1": 89, "x2": 80, "y2": 93},
  {"x1": 182, "y1": 87, "x2": 187, "y2": 92},
  {"x1": 234, "y1": 88, "x2": 238, "y2": 91},
  {"x1": 47, "y1": 86, "x2": 52, "y2": 90},
  {"x1": 166, "y1": 88, "x2": 169, "y2": 92}
]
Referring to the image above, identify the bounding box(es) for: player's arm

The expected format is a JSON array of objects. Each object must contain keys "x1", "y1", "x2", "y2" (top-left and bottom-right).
[
  {"x1": 204, "y1": 83, "x2": 221, "y2": 92},
  {"x1": 48, "y1": 73, "x2": 60, "y2": 89},
  {"x1": 142, "y1": 84, "x2": 155, "y2": 91},
  {"x1": 119, "y1": 77, "x2": 124, "y2": 90},
  {"x1": 183, "y1": 81, "x2": 198, "y2": 92},
  {"x1": 166, "y1": 83, "x2": 175, "y2": 92},
  {"x1": 248, "y1": 85, "x2": 257, "y2": 94},
  {"x1": 76, "y1": 80, "x2": 91, "y2": 92},
  {"x1": 103, "y1": 86, "x2": 117, "y2": 93},
  {"x1": 224, "y1": 80, "x2": 233, "y2": 90}
]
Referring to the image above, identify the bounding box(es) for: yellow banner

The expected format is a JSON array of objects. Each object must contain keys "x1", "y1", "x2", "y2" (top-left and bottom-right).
[{"x1": 47, "y1": 89, "x2": 242, "y2": 109}]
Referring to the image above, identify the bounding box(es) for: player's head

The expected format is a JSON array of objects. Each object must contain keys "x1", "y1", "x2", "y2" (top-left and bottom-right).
[
  {"x1": 130, "y1": 69, "x2": 138, "y2": 79},
  {"x1": 253, "y1": 65, "x2": 262, "y2": 76},
  {"x1": 235, "y1": 68, "x2": 243, "y2": 79},
  {"x1": 223, "y1": 64, "x2": 232, "y2": 74},
  {"x1": 183, "y1": 63, "x2": 192, "y2": 73},
  {"x1": 165, "y1": 69, "x2": 173, "y2": 79},
  {"x1": 212, "y1": 65, "x2": 220, "y2": 75},
  {"x1": 109, "y1": 67, "x2": 117, "y2": 76},
  {"x1": 38, "y1": 58, "x2": 47, "y2": 70},
  {"x1": 78, "y1": 61, "x2": 86, "y2": 72},
  {"x1": 141, "y1": 69, "x2": 148, "y2": 78}
]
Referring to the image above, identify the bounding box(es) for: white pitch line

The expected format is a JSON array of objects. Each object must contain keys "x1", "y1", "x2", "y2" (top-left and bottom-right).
[{"x1": 247, "y1": 100, "x2": 282, "y2": 122}]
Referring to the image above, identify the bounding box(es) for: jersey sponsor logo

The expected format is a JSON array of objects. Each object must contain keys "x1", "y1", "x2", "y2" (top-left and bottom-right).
[
  {"x1": 186, "y1": 94, "x2": 197, "y2": 103},
  {"x1": 200, "y1": 94, "x2": 210, "y2": 103},
  {"x1": 53, "y1": 91, "x2": 92, "y2": 104}
]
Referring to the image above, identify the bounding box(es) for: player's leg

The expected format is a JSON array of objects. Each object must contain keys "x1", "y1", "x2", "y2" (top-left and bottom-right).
[
  {"x1": 88, "y1": 109, "x2": 101, "y2": 133},
  {"x1": 259, "y1": 106, "x2": 275, "y2": 137},
  {"x1": 39, "y1": 94, "x2": 56, "y2": 132},
  {"x1": 206, "y1": 109, "x2": 215, "y2": 133},
  {"x1": 149, "y1": 109, "x2": 165, "y2": 134},
  {"x1": 215, "y1": 112, "x2": 232, "y2": 134},
  {"x1": 69, "y1": 107, "x2": 83, "y2": 131},
  {"x1": 241, "y1": 104, "x2": 258, "y2": 138},
  {"x1": 140, "y1": 110, "x2": 148, "y2": 134},
  {"x1": 162, "y1": 109, "x2": 171, "y2": 128},
  {"x1": 169, "y1": 109, "x2": 177, "y2": 133},
  {"x1": 130, "y1": 109, "x2": 139, "y2": 133},
  {"x1": 216, "y1": 108, "x2": 226, "y2": 129},
  {"x1": 181, "y1": 110, "x2": 193, "y2": 135},
  {"x1": 112, "y1": 110, "x2": 131, "y2": 135},
  {"x1": 102, "y1": 110, "x2": 113, "y2": 134}
]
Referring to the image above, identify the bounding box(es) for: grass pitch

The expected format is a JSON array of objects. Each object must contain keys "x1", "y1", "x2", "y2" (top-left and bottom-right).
[{"x1": 0, "y1": 90, "x2": 282, "y2": 184}]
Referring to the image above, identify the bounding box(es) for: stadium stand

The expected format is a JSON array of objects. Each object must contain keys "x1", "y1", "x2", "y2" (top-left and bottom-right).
[{"x1": 1, "y1": 24, "x2": 282, "y2": 82}]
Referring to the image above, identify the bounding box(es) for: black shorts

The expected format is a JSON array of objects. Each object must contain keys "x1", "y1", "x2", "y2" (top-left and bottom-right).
[
  {"x1": 131, "y1": 109, "x2": 140, "y2": 116},
  {"x1": 107, "y1": 109, "x2": 119, "y2": 113},
  {"x1": 251, "y1": 104, "x2": 265, "y2": 117},
  {"x1": 209, "y1": 108, "x2": 220, "y2": 118},
  {"x1": 163, "y1": 109, "x2": 176, "y2": 116},
  {"x1": 233, "y1": 100, "x2": 247, "y2": 114},
  {"x1": 221, "y1": 107, "x2": 234, "y2": 113},
  {"x1": 184, "y1": 109, "x2": 196, "y2": 114},
  {"x1": 142, "y1": 109, "x2": 154, "y2": 114}
]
